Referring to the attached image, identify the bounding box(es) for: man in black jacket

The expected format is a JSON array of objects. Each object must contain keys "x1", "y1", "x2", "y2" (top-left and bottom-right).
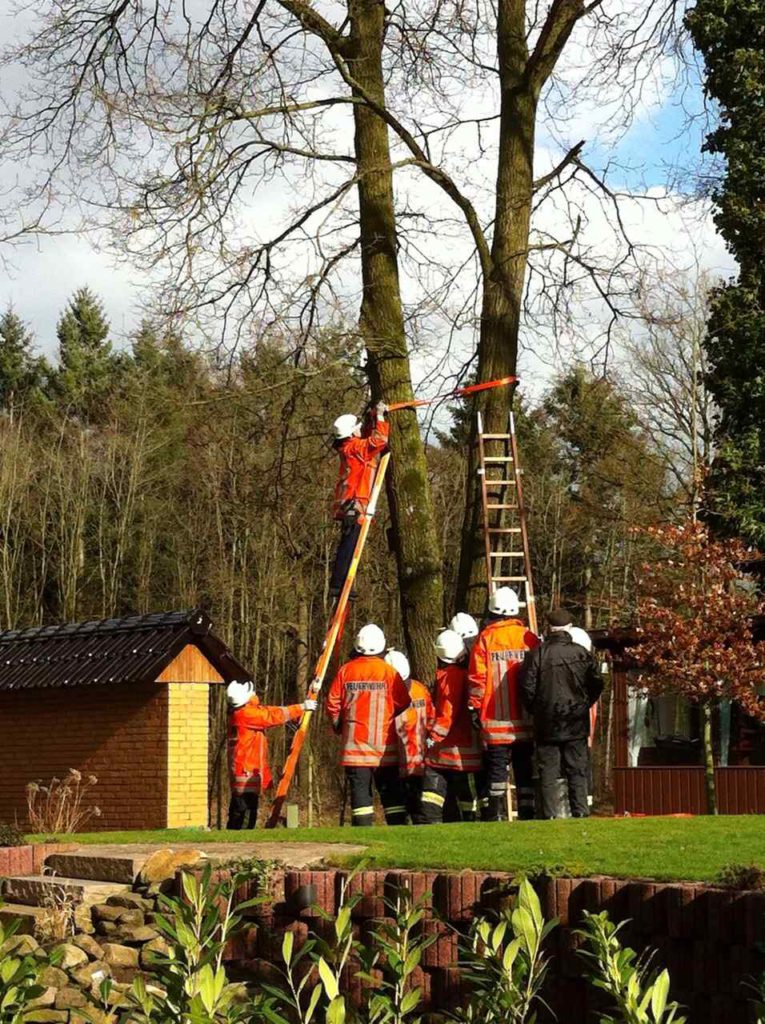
[{"x1": 519, "y1": 608, "x2": 603, "y2": 818}]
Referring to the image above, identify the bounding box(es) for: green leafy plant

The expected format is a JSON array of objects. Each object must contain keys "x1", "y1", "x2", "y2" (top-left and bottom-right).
[
  {"x1": 0, "y1": 824, "x2": 25, "y2": 848},
  {"x1": 111, "y1": 863, "x2": 272, "y2": 1024},
  {"x1": 452, "y1": 877, "x2": 555, "y2": 1024},
  {"x1": 0, "y1": 917, "x2": 50, "y2": 1024},
  {"x1": 578, "y1": 911, "x2": 686, "y2": 1023}
]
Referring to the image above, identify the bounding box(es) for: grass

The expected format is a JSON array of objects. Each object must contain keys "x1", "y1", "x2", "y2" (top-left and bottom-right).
[{"x1": 31, "y1": 815, "x2": 765, "y2": 883}]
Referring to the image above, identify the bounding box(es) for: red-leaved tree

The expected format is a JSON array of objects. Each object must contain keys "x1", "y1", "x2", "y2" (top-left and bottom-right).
[{"x1": 633, "y1": 520, "x2": 764, "y2": 814}]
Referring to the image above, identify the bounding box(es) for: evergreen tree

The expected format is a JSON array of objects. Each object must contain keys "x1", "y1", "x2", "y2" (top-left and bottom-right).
[
  {"x1": 0, "y1": 307, "x2": 47, "y2": 411},
  {"x1": 686, "y1": 1, "x2": 765, "y2": 542},
  {"x1": 53, "y1": 287, "x2": 119, "y2": 420}
]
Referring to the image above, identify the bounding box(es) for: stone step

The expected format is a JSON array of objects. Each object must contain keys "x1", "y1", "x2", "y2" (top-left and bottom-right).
[
  {"x1": 0, "y1": 903, "x2": 48, "y2": 935},
  {"x1": 44, "y1": 852, "x2": 148, "y2": 886},
  {"x1": 2, "y1": 875, "x2": 130, "y2": 909}
]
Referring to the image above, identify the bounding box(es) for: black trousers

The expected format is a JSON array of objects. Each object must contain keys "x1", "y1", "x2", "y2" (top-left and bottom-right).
[
  {"x1": 347, "y1": 766, "x2": 407, "y2": 826},
  {"x1": 227, "y1": 792, "x2": 259, "y2": 830},
  {"x1": 537, "y1": 738, "x2": 590, "y2": 818},
  {"x1": 403, "y1": 776, "x2": 426, "y2": 825},
  {"x1": 330, "y1": 518, "x2": 361, "y2": 597},
  {"x1": 421, "y1": 767, "x2": 479, "y2": 824},
  {"x1": 480, "y1": 742, "x2": 535, "y2": 821}
]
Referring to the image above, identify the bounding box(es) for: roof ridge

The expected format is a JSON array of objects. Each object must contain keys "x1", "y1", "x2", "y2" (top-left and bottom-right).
[{"x1": 0, "y1": 609, "x2": 203, "y2": 644}]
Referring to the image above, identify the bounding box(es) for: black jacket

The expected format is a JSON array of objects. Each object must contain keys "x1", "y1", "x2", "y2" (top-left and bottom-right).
[{"x1": 519, "y1": 632, "x2": 603, "y2": 743}]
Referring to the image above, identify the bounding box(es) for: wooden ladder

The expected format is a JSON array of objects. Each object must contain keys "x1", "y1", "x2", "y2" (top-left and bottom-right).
[{"x1": 476, "y1": 410, "x2": 538, "y2": 634}]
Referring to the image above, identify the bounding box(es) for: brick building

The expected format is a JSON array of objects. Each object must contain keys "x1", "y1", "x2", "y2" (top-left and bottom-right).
[{"x1": 0, "y1": 610, "x2": 249, "y2": 831}]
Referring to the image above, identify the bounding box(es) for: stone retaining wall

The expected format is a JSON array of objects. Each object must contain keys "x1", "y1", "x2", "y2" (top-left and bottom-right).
[{"x1": 220, "y1": 868, "x2": 765, "y2": 1024}]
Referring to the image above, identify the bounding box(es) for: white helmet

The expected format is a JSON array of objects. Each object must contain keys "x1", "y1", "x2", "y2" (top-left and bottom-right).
[
  {"x1": 569, "y1": 626, "x2": 593, "y2": 652},
  {"x1": 354, "y1": 623, "x2": 386, "y2": 656},
  {"x1": 434, "y1": 629, "x2": 467, "y2": 664},
  {"x1": 227, "y1": 680, "x2": 254, "y2": 709},
  {"x1": 488, "y1": 586, "x2": 520, "y2": 617},
  {"x1": 385, "y1": 649, "x2": 410, "y2": 681},
  {"x1": 450, "y1": 612, "x2": 479, "y2": 641},
  {"x1": 333, "y1": 414, "x2": 360, "y2": 440}
]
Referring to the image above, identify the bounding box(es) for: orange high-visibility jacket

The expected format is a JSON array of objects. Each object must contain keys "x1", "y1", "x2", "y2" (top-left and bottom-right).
[
  {"x1": 468, "y1": 619, "x2": 540, "y2": 745},
  {"x1": 333, "y1": 419, "x2": 390, "y2": 520},
  {"x1": 228, "y1": 698, "x2": 303, "y2": 795},
  {"x1": 326, "y1": 654, "x2": 411, "y2": 767},
  {"x1": 395, "y1": 680, "x2": 434, "y2": 777},
  {"x1": 426, "y1": 664, "x2": 482, "y2": 771}
]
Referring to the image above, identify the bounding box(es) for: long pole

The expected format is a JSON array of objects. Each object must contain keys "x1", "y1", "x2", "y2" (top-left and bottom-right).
[
  {"x1": 388, "y1": 375, "x2": 518, "y2": 412},
  {"x1": 265, "y1": 452, "x2": 391, "y2": 828}
]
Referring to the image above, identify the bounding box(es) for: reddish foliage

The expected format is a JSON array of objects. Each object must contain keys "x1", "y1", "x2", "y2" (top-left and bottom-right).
[{"x1": 633, "y1": 520, "x2": 765, "y2": 719}]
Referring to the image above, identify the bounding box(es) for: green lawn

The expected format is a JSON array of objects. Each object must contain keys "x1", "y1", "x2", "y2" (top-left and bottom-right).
[{"x1": 36, "y1": 816, "x2": 765, "y2": 883}]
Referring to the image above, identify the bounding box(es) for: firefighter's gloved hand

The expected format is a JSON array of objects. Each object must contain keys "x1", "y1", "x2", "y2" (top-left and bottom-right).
[
  {"x1": 425, "y1": 736, "x2": 436, "y2": 750},
  {"x1": 376, "y1": 401, "x2": 388, "y2": 419},
  {"x1": 469, "y1": 708, "x2": 482, "y2": 732},
  {"x1": 303, "y1": 699, "x2": 318, "y2": 712}
]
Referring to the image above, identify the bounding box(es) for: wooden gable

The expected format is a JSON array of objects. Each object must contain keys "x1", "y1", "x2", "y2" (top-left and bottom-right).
[{"x1": 155, "y1": 643, "x2": 225, "y2": 684}]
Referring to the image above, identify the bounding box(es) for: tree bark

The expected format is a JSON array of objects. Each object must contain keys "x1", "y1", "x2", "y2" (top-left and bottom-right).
[
  {"x1": 348, "y1": 0, "x2": 443, "y2": 679},
  {"x1": 456, "y1": 0, "x2": 537, "y2": 613},
  {"x1": 702, "y1": 702, "x2": 718, "y2": 815}
]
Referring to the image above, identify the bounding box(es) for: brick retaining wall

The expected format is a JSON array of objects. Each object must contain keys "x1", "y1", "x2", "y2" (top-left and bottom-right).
[
  {"x1": 220, "y1": 868, "x2": 765, "y2": 1024},
  {"x1": 0, "y1": 843, "x2": 73, "y2": 877}
]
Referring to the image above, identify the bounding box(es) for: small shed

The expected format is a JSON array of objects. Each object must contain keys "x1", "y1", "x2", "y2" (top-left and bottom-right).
[
  {"x1": 594, "y1": 626, "x2": 765, "y2": 815},
  {"x1": 0, "y1": 610, "x2": 249, "y2": 831}
]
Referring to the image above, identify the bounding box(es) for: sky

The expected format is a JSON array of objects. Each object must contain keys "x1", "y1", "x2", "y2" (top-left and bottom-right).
[{"x1": 0, "y1": 0, "x2": 735, "y2": 385}]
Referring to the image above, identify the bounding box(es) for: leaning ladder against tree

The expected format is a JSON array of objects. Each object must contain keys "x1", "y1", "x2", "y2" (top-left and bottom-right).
[
  {"x1": 476, "y1": 408, "x2": 538, "y2": 634},
  {"x1": 266, "y1": 452, "x2": 391, "y2": 828}
]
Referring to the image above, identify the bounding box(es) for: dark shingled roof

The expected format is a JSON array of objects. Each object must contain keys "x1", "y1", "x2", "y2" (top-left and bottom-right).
[{"x1": 0, "y1": 609, "x2": 250, "y2": 691}]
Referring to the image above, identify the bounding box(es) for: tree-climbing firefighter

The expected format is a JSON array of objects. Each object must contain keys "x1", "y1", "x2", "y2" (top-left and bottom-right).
[
  {"x1": 520, "y1": 610, "x2": 603, "y2": 819},
  {"x1": 421, "y1": 628, "x2": 482, "y2": 824},
  {"x1": 226, "y1": 681, "x2": 316, "y2": 829},
  {"x1": 330, "y1": 402, "x2": 389, "y2": 598},
  {"x1": 326, "y1": 623, "x2": 411, "y2": 826},
  {"x1": 387, "y1": 648, "x2": 434, "y2": 824},
  {"x1": 468, "y1": 587, "x2": 540, "y2": 820}
]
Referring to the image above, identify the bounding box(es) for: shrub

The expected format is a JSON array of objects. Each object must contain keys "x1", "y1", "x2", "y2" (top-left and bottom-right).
[
  {"x1": 578, "y1": 911, "x2": 686, "y2": 1023},
  {"x1": 0, "y1": 917, "x2": 54, "y2": 1023},
  {"x1": 715, "y1": 863, "x2": 765, "y2": 891},
  {"x1": 0, "y1": 823, "x2": 25, "y2": 847},
  {"x1": 26, "y1": 769, "x2": 101, "y2": 834}
]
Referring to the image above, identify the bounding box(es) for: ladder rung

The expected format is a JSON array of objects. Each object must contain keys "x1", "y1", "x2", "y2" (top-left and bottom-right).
[
  {"x1": 492, "y1": 576, "x2": 528, "y2": 582},
  {"x1": 483, "y1": 456, "x2": 514, "y2": 462},
  {"x1": 487, "y1": 505, "x2": 519, "y2": 511},
  {"x1": 480, "y1": 434, "x2": 511, "y2": 440},
  {"x1": 488, "y1": 527, "x2": 522, "y2": 533},
  {"x1": 486, "y1": 480, "x2": 517, "y2": 486},
  {"x1": 490, "y1": 552, "x2": 525, "y2": 558}
]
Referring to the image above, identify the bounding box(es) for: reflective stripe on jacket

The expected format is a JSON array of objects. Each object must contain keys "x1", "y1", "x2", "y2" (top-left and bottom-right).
[
  {"x1": 426, "y1": 664, "x2": 482, "y2": 771},
  {"x1": 228, "y1": 699, "x2": 303, "y2": 795},
  {"x1": 468, "y1": 619, "x2": 539, "y2": 744},
  {"x1": 333, "y1": 419, "x2": 390, "y2": 520},
  {"x1": 326, "y1": 655, "x2": 411, "y2": 767},
  {"x1": 395, "y1": 680, "x2": 434, "y2": 777}
]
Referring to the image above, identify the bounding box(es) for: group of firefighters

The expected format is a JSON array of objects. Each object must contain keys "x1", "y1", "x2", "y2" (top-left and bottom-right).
[{"x1": 225, "y1": 400, "x2": 604, "y2": 828}]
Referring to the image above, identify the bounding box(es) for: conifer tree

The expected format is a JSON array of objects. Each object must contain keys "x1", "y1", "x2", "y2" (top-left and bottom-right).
[
  {"x1": 53, "y1": 287, "x2": 118, "y2": 420},
  {"x1": 0, "y1": 307, "x2": 47, "y2": 411}
]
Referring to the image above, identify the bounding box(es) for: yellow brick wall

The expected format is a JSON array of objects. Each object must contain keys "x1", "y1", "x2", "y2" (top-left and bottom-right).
[{"x1": 166, "y1": 683, "x2": 210, "y2": 828}]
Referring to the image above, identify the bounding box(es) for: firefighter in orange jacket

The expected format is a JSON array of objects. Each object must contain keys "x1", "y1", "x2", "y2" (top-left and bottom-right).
[
  {"x1": 421, "y1": 628, "x2": 482, "y2": 824},
  {"x1": 326, "y1": 624, "x2": 411, "y2": 826},
  {"x1": 387, "y1": 648, "x2": 434, "y2": 824},
  {"x1": 468, "y1": 587, "x2": 540, "y2": 821},
  {"x1": 329, "y1": 403, "x2": 390, "y2": 598},
  {"x1": 226, "y1": 681, "x2": 315, "y2": 830}
]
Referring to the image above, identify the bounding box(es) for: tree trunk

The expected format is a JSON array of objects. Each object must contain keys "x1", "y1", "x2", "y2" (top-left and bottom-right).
[
  {"x1": 456, "y1": 0, "x2": 537, "y2": 613},
  {"x1": 348, "y1": 0, "x2": 443, "y2": 679},
  {"x1": 702, "y1": 702, "x2": 718, "y2": 815}
]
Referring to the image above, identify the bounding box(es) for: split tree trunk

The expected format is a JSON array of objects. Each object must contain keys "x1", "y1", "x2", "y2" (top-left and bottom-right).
[
  {"x1": 456, "y1": 5, "x2": 537, "y2": 614},
  {"x1": 348, "y1": 0, "x2": 443, "y2": 679}
]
